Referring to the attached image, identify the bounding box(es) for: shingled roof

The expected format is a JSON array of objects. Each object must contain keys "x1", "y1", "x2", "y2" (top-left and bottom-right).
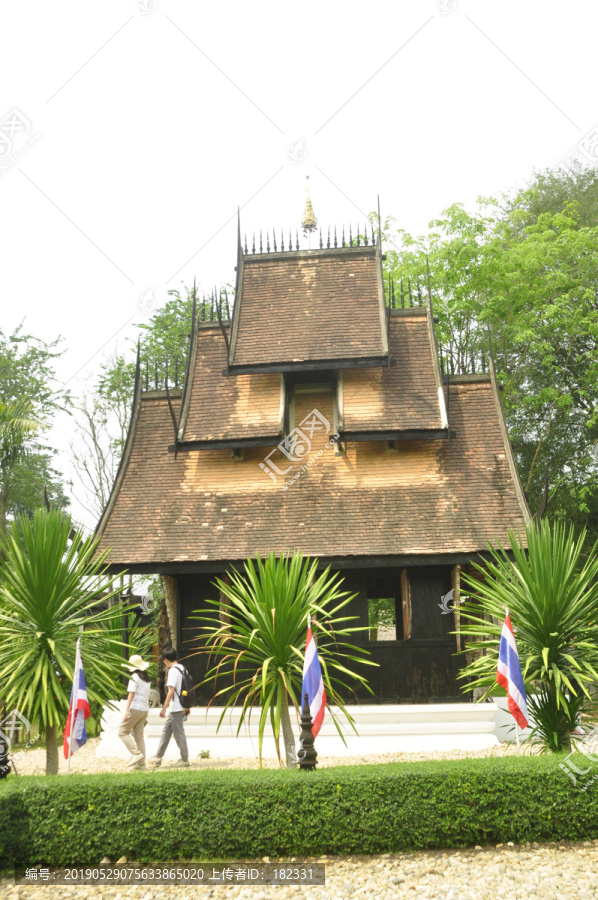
[
  {"x1": 96, "y1": 372, "x2": 529, "y2": 571},
  {"x1": 341, "y1": 309, "x2": 447, "y2": 438},
  {"x1": 227, "y1": 245, "x2": 388, "y2": 373},
  {"x1": 178, "y1": 325, "x2": 283, "y2": 446}
]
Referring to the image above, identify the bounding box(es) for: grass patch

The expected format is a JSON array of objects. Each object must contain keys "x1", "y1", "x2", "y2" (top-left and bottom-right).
[{"x1": 1, "y1": 755, "x2": 597, "y2": 866}]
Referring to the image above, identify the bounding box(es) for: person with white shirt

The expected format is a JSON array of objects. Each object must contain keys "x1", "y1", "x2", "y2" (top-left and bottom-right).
[
  {"x1": 148, "y1": 647, "x2": 190, "y2": 769},
  {"x1": 118, "y1": 654, "x2": 152, "y2": 770}
]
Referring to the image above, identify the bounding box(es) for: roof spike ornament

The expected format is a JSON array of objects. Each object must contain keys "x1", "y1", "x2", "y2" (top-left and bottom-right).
[{"x1": 301, "y1": 175, "x2": 318, "y2": 248}]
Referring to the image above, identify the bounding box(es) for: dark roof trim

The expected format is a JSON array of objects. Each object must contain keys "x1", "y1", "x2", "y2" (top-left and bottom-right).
[
  {"x1": 107, "y1": 549, "x2": 516, "y2": 577},
  {"x1": 339, "y1": 429, "x2": 450, "y2": 442},
  {"x1": 176, "y1": 294, "x2": 199, "y2": 441},
  {"x1": 169, "y1": 434, "x2": 282, "y2": 452},
  {"x1": 241, "y1": 245, "x2": 377, "y2": 264},
  {"x1": 226, "y1": 355, "x2": 393, "y2": 376},
  {"x1": 488, "y1": 350, "x2": 531, "y2": 524}
]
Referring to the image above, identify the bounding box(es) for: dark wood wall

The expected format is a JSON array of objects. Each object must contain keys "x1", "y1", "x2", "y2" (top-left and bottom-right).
[
  {"x1": 175, "y1": 564, "x2": 469, "y2": 706},
  {"x1": 338, "y1": 566, "x2": 468, "y2": 703}
]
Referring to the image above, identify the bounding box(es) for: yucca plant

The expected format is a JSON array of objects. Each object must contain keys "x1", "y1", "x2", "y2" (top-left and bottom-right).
[
  {"x1": 458, "y1": 520, "x2": 598, "y2": 751},
  {"x1": 0, "y1": 508, "x2": 131, "y2": 774},
  {"x1": 191, "y1": 552, "x2": 376, "y2": 766}
]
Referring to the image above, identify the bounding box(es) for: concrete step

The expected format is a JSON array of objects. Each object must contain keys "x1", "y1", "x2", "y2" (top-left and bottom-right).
[{"x1": 98, "y1": 700, "x2": 500, "y2": 760}]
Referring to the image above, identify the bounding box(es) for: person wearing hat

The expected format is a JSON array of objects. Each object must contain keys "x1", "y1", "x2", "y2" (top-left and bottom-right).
[{"x1": 118, "y1": 654, "x2": 152, "y2": 770}]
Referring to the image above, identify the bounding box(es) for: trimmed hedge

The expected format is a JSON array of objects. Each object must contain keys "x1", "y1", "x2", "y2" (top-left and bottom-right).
[{"x1": 1, "y1": 755, "x2": 598, "y2": 866}]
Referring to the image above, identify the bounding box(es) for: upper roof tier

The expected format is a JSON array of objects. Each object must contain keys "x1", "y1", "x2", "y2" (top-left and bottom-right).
[{"x1": 227, "y1": 245, "x2": 389, "y2": 373}]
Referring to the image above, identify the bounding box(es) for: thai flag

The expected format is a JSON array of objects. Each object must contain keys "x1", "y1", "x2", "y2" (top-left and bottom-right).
[
  {"x1": 302, "y1": 619, "x2": 326, "y2": 737},
  {"x1": 63, "y1": 641, "x2": 90, "y2": 758},
  {"x1": 497, "y1": 611, "x2": 528, "y2": 730}
]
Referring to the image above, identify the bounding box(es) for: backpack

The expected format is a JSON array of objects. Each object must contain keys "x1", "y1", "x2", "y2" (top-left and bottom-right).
[{"x1": 174, "y1": 664, "x2": 197, "y2": 707}]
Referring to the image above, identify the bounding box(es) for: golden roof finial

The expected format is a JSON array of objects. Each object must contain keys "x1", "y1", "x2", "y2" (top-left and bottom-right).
[{"x1": 301, "y1": 176, "x2": 317, "y2": 234}]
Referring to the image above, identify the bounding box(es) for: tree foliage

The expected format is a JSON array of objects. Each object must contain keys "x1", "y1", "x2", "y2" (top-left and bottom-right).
[
  {"x1": 0, "y1": 326, "x2": 69, "y2": 529},
  {"x1": 382, "y1": 164, "x2": 598, "y2": 541}
]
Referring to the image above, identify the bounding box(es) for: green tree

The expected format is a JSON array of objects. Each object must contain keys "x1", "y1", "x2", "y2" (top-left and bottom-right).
[
  {"x1": 0, "y1": 325, "x2": 69, "y2": 529},
  {"x1": 0, "y1": 508, "x2": 128, "y2": 774},
  {"x1": 381, "y1": 166, "x2": 598, "y2": 541},
  {"x1": 193, "y1": 553, "x2": 376, "y2": 767},
  {"x1": 458, "y1": 520, "x2": 598, "y2": 751}
]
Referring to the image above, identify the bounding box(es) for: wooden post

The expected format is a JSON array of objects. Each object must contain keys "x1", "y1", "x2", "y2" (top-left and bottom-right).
[
  {"x1": 451, "y1": 564, "x2": 461, "y2": 652},
  {"x1": 298, "y1": 692, "x2": 317, "y2": 771}
]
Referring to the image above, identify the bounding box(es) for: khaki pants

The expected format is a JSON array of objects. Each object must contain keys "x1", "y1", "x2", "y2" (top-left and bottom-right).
[{"x1": 118, "y1": 709, "x2": 148, "y2": 764}]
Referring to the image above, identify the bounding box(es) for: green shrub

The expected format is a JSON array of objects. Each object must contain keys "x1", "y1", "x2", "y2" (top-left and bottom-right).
[{"x1": 1, "y1": 756, "x2": 598, "y2": 867}]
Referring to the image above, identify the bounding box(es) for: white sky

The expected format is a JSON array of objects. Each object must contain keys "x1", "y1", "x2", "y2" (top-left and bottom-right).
[{"x1": 1, "y1": 0, "x2": 596, "y2": 527}]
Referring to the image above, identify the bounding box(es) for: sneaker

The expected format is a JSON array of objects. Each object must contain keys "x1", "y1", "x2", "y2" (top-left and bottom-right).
[
  {"x1": 170, "y1": 760, "x2": 190, "y2": 768},
  {"x1": 148, "y1": 757, "x2": 162, "y2": 768},
  {"x1": 127, "y1": 753, "x2": 145, "y2": 768}
]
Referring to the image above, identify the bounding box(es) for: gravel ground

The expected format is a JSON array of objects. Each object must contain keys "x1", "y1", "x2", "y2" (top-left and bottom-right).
[
  {"x1": 2, "y1": 842, "x2": 598, "y2": 899},
  {"x1": 4, "y1": 739, "x2": 593, "y2": 899},
  {"x1": 10, "y1": 737, "x2": 535, "y2": 777}
]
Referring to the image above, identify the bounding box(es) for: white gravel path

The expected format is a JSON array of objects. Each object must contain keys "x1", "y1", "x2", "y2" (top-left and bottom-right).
[{"x1": 3, "y1": 842, "x2": 598, "y2": 899}]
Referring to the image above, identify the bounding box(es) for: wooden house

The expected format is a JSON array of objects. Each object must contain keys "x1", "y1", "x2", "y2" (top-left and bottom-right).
[{"x1": 96, "y1": 222, "x2": 530, "y2": 706}]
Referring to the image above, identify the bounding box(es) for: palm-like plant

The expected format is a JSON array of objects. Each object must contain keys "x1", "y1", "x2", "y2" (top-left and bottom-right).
[
  {"x1": 458, "y1": 520, "x2": 598, "y2": 751},
  {"x1": 0, "y1": 508, "x2": 131, "y2": 773},
  {"x1": 191, "y1": 553, "x2": 376, "y2": 766}
]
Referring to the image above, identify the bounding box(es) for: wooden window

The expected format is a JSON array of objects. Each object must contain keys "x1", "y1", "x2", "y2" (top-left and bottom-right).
[{"x1": 366, "y1": 575, "x2": 405, "y2": 642}]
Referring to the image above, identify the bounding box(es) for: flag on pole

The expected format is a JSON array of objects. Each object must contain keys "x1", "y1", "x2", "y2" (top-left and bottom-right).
[
  {"x1": 63, "y1": 640, "x2": 90, "y2": 759},
  {"x1": 302, "y1": 618, "x2": 326, "y2": 737},
  {"x1": 497, "y1": 611, "x2": 528, "y2": 730}
]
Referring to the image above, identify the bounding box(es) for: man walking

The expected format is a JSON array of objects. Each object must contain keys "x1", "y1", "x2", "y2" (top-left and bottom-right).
[{"x1": 148, "y1": 648, "x2": 189, "y2": 768}]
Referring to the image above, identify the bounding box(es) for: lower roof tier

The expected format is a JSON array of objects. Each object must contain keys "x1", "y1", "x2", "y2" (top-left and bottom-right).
[{"x1": 96, "y1": 376, "x2": 529, "y2": 569}]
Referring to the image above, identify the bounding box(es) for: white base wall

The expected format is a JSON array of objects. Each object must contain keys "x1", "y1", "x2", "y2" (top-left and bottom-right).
[{"x1": 98, "y1": 701, "x2": 500, "y2": 761}]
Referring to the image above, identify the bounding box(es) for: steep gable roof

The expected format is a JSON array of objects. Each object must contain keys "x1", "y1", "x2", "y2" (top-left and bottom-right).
[{"x1": 228, "y1": 245, "x2": 388, "y2": 373}]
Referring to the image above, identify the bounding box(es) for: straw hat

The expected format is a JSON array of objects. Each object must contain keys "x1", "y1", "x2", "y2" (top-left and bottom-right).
[{"x1": 124, "y1": 654, "x2": 150, "y2": 672}]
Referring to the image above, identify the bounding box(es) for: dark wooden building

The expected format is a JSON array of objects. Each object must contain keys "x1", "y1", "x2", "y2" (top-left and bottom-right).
[{"x1": 96, "y1": 225, "x2": 529, "y2": 704}]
